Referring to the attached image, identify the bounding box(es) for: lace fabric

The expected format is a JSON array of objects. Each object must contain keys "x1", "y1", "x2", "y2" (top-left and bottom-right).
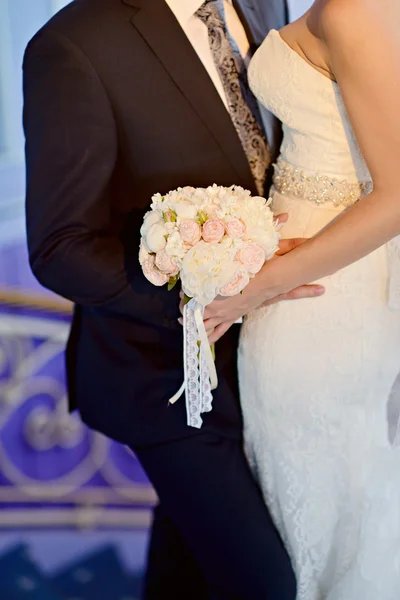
[
  {"x1": 248, "y1": 31, "x2": 371, "y2": 184},
  {"x1": 183, "y1": 300, "x2": 215, "y2": 429},
  {"x1": 183, "y1": 300, "x2": 203, "y2": 429},
  {"x1": 239, "y1": 29, "x2": 400, "y2": 599}
]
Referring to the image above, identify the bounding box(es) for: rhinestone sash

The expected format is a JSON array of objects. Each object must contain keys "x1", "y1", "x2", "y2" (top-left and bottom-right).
[{"x1": 272, "y1": 157, "x2": 373, "y2": 208}]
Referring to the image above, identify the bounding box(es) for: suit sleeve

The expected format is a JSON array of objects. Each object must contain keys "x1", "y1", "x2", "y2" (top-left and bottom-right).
[{"x1": 23, "y1": 28, "x2": 172, "y2": 326}]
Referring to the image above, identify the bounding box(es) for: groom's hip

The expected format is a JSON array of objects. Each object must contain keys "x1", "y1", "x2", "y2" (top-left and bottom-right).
[{"x1": 67, "y1": 308, "x2": 243, "y2": 446}]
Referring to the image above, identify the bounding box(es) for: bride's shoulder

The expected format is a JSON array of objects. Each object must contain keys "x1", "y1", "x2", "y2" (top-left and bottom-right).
[{"x1": 315, "y1": 0, "x2": 399, "y2": 40}]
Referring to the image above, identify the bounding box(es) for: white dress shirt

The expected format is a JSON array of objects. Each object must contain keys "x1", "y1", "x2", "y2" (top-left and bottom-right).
[
  {"x1": 165, "y1": 0, "x2": 250, "y2": 109},
  {"x1": 165, "y1": 0, "x2": 279, "y2": 150}
]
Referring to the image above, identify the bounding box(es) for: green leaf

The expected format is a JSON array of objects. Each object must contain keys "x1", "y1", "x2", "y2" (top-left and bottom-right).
[
  {"x1": 184, "y1": 294, "x2": 192, "y2": 305},
  {"x1": 197, "y1": 342, "x2": 216, "y2": 361},
  {"x1": 210, "y1": 344, "x2": 216, "y2": 361},
  {"x1": 163, "y1": 209, "x2": 177, "y2": 223},
  {"x1": 168, "y1": 275, "x2": 179, "y2": 291},
  {"x1": 197, "y1": 210, "x2": 208, "y2": 226}
]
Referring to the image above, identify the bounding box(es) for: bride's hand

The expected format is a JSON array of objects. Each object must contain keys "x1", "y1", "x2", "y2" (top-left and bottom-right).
[
  {"x1": 177, "y1": 213, "x2": 290, "y2": 327},
  {"x1": 179, "y1": 237, "x2": 325, "y2": 344}
]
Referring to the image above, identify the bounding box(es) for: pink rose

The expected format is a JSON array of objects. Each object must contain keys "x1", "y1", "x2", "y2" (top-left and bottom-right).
[
  {"x1": 179, "y1": 220, "x2": 202, "y2": 246},
  {"x1": 155, "y1": 249, "x2": 179, "y2": 276},
  {"x1": 235, "y1": 243, "x2": 265, "y2": 275},
  {"x1": 226, "y1": 217, "x2": 246, "y2": 238},
  {"x1": 219, "y1": 268, "x2": 250, "y2": 297},
  {"x1": 202, "y1": 219, "x2": 225, "y2": 243},
  {"x1": 139, "y1": 241, "x2": 152, "y2": 266},
  {"x1": 142, "y1": 257, "x2": 169, "y2": 287}
]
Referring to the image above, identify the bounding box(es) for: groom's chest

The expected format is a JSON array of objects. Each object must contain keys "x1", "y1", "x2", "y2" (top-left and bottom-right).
[
  {"x1": 63, "y1": 0, "x2": 286, "y2": 203},
  {"x1": 111, "y1": 0, "x2": 287, "y2": 200}
]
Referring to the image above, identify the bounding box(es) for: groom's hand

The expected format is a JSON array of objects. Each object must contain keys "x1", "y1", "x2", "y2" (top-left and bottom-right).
[{"x1": 198, "y1": 236, "x2": 325, "y2": 344}]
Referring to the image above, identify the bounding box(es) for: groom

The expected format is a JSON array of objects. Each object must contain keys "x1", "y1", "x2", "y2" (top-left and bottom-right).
[{"x1": 23, "y1": 0, "x2": 319, "y2": 598}]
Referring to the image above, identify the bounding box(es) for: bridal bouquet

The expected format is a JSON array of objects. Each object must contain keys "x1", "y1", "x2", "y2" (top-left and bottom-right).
[{"x1": 139, "y1": 185, "x2": 280, "y2": 428}]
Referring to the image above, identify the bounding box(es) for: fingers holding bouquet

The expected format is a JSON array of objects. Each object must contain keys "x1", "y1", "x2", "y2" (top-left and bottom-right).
[{"x1": 202, "y1": 234, "x2": 325, "y2": 339}]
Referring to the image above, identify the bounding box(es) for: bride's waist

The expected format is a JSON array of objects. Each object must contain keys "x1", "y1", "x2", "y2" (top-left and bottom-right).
[
  {"x1": 271, "y1": 157, "x2": 373, "y2": 209},
  {"x1": 270, "y1": 189, "x2": 342, "y2": 239}
]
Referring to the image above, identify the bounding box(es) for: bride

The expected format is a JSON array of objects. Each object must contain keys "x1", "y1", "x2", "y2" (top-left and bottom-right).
[{"x1": 204, "y1": 0, "x2": 400, "y2": 597}]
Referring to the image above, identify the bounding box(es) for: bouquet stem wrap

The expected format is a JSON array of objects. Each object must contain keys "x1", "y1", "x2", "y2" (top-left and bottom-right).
[{"x1": 169, "y1": 299, "x2": 218, "y2": 428}]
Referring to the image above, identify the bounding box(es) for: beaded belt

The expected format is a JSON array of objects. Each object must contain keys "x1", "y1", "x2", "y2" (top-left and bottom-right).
[{"x1": 272, "y1": 157, "x2": 373, "y2": 208}]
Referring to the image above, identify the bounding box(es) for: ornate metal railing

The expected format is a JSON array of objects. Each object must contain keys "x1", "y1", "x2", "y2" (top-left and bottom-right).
[{"x1": 0, "y1": 289, "x2": 156, "y2": 529}]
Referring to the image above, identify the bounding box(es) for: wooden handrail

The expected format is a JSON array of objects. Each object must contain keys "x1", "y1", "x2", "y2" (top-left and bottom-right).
[{"x1": 0, "y1": 286, "x2": 73, "y2": 315}]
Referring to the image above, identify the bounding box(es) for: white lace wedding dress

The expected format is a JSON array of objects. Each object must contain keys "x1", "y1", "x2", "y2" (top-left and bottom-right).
[{"x1": 239, "y1": 30, "x2": 400, "y2": 600}]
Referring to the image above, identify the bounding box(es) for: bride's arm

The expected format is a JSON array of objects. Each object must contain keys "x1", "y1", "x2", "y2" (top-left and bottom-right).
[
  {"x1": 203, "y1": 0, "x2": 400, "y2": 339},
  {"x1": 258, "y1": 0, "x2": 400, "y2": 297}
]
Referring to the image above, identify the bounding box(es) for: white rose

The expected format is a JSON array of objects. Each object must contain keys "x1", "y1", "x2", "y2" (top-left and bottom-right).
[
  {"x1": 180, "y1": 241, "x2": 236, "y2": 305},
  {"x1": 145, "y1": 222, "x2": 168, "y2": 253},
  {"x1": 140, "y1": 210, "x2": 163, "y2": 236},
  {"x1": 171, "y1": 201, "x2": 198, "y2": 221}
]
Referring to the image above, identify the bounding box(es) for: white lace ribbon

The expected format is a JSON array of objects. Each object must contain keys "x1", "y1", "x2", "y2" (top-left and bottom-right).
[{"x1": 169, "y1": 299, "x2": 218, "y2": 429}]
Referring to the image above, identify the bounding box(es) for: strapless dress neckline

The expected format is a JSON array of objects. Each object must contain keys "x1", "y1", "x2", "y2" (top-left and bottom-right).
[
  {"x1": 270, "y1": 29, "x2": 338, "y2": 87},
  {"x1": 248, "y1": 28, "x2": 372, "y2": 183}
]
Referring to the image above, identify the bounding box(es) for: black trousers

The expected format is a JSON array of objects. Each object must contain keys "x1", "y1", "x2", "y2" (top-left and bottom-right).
[{"x1": 135, "y1": 433, "x2": 296, "y2": 600}]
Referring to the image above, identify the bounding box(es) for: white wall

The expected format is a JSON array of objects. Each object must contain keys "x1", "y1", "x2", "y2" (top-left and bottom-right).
[
  {"x1": 288, "y1": 0, "x2": 314, "y2": 21},
  {"x1": 0, "y1": 0, "x2": 71, "y2": 219}
]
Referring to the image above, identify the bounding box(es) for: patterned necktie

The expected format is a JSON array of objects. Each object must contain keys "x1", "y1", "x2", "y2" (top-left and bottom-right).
[{"x1": 196, "y1": 0, "x2": 270, "y2": 195}]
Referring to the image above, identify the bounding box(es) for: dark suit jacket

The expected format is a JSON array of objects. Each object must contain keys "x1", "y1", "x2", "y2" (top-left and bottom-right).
[{"x1": 23, "y1": 0, "x2": 287, "y2": 447}]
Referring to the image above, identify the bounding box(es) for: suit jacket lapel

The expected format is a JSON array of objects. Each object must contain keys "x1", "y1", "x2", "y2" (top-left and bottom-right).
[{"x1": 121, "y1": 0, "x2": 256, "y2": 191}]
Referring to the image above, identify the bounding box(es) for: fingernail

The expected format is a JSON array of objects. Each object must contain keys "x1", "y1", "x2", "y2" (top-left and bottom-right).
[
  {"x1": 316, "y1": 286, "x2": 325, "y2": 294},
  {"x1": 178, "y1": 318, "x2": 183, "y2": 325}
]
